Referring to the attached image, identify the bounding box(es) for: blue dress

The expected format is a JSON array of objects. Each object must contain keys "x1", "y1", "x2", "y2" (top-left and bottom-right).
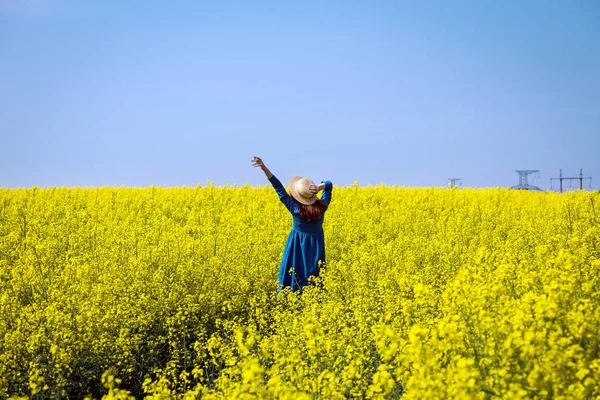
[{"x1": 268, "y1": 175, "x2": 333, "y2": 292}]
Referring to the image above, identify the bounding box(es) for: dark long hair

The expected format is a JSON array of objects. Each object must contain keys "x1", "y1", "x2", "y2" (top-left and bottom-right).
[{"x1": 292, "y1": 197, "x2": 327, "y2": 222}]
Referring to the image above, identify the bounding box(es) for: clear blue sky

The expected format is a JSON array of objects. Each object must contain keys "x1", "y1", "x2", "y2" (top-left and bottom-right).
[{"x1": 1, "y1": 0, "x2": 599, "y2": 189}]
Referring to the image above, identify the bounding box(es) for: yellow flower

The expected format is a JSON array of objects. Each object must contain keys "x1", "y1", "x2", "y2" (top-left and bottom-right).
[{"x1": 0, "y1": 186, "x2": 597, "y2": 398}]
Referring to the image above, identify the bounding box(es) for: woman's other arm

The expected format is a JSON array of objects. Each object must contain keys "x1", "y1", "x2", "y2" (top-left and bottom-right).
[{"x1": 309, "y1": 181, "x2": 333, "y2": 206}]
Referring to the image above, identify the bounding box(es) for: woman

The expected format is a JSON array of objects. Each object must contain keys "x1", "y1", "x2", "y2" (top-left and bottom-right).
[{"x1": 252, "y1": 156, "x2": 333, "y2": 292}]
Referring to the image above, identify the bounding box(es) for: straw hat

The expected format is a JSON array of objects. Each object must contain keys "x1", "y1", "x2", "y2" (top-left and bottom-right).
[{"x1": 289, "y1": 176, "x2": 317, "y2": 205}]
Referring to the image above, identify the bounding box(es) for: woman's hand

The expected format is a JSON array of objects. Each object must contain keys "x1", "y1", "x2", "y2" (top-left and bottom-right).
[
  {"x1": 252, "y1": 156, "x2": 273, "y2": 179},
  {"x1": 308, "y1": 183, "x2": 325, "y2": 194},
  {"x1": 251, "y1": 156, "x2": 265, "y2": 169}
]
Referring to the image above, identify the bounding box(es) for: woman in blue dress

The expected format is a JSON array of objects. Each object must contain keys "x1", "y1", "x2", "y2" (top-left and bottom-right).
[{"x1": 252, "y1": 156, "x2": 333, "y2": 292}]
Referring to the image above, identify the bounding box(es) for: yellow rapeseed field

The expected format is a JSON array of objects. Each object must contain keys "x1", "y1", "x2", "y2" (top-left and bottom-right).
[{"x1": 0, "y1": 185, "x2": 599, "y2": 399}]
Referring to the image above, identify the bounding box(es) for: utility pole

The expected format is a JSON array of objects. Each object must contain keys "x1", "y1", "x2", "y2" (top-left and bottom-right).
[
  {"x1": 448, "y1": 178, "x2": 462, "y2": 188},
  {"x1": 550, "y1": 169, "x2": 592, "y2": 193}
]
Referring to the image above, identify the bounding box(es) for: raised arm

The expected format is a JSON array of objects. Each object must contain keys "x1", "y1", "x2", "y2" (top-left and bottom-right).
[
  {"x1": 252, "y1": 156, "x2": 296, "y2": 213},
  {"x1": 252, "y1": 156, "x2": 273, "y2": 179},
  {"x1": 320, "y1": 180, "x2": 333, "y2": 206}
]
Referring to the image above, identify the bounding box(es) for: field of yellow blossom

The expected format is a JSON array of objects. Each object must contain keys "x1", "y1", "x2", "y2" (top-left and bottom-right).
[{"x1": 0, "y1": 184, "x2": 599, "y2": 399}]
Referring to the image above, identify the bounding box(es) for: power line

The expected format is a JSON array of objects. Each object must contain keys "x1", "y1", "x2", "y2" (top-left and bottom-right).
[{"x1": 550, "y1": 169, "x2": 592, "y2": 193}]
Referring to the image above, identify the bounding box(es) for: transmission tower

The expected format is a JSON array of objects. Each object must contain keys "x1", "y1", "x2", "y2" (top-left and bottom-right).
[
  {"x1": 448, "y1": 178, "x2": 462, "y2": 188},
  {"x1": 511, "y1": 170, "x2": 542, "y2": 191}
]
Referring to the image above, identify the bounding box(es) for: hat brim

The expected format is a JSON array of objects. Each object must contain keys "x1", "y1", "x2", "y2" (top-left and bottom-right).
[{"x1": 288, "y1": 176, "x2": 317, "y2": 205}]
